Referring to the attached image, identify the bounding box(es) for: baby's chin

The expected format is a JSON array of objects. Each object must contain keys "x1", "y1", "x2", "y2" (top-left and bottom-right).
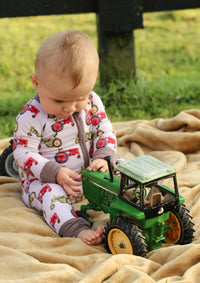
[
  {"x1": 52, "y1": 113, "x2": 74, "y2": 119},
  {"x1": 57, "y1": 115, "x2": 72, "y2": 119}
]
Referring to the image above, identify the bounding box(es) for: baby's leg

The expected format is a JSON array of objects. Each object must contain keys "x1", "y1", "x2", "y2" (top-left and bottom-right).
[
  {"x1": 22, "y1": 179, "x2": 77, "y2": 233},
  {"x1": 22, "y1": 179, "x2": 103, "y2": 245}
]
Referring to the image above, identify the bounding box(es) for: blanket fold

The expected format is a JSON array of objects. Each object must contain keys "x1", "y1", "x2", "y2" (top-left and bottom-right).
[{"x1": 0, "y1": 109, "x2": 200, "y2": 282}]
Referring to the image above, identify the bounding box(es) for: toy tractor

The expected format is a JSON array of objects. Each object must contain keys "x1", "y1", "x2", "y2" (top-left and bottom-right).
[
  {"x1": 0, "y1": 142, "x2": 195, "y2": 257},
  {"x1": 81, "y1": 155, "x2": 195, "y2": 257}
]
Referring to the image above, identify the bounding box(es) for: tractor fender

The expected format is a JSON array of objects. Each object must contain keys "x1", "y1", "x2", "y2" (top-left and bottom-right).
[{"x1": 110, "y1": 199, "x2": 145, "y2": 220}]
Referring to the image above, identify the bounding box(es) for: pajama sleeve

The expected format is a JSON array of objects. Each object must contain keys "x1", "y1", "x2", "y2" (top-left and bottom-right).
[
  {"x1": 13, "y1": 99, "x2": 61, "y2": 182},
  {"x1": 90, "y1": 92, "x2": 117, "y2": 167}
]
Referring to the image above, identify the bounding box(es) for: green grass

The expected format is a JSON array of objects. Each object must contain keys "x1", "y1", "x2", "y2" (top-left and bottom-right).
[{"x1": 0, "y1": 9, "x2": 200, "y2": 138}]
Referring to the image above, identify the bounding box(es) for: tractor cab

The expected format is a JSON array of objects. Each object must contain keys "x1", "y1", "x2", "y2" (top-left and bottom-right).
[{"x1": 115, "y1": 156, "x2": 182, "y2": 218}]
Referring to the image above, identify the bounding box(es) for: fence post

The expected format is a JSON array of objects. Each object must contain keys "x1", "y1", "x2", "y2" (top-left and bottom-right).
[
  {"x1": 96, "y1": 0, "x2": 143, "y2": 85},
  {"x1": 97, "y1": 20, "x2": 136, "y2": 85}
]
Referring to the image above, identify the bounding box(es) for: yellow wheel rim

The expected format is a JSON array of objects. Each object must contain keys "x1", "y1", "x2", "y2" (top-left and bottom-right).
[
  {"x1": 164, "y1": 212, "x2": 181, "y2": 244},
  {"x1": 108, "y1": 228, "x2": 133, "y2": 254}
]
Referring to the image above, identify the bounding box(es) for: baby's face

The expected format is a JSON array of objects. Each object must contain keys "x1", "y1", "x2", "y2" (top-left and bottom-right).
[{"x1": 37, "y1": 71, "x2": 97, "y2": 119}]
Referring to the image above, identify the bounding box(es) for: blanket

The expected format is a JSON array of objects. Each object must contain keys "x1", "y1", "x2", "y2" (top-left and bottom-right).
[{"x1": 0, "y1": 109, "x2": 200, "y2": 282}]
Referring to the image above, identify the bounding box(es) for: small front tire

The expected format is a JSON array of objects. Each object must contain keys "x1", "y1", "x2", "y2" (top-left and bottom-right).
[{"x1": 104, "y1": 217, "x2": 148, "y2": 257}]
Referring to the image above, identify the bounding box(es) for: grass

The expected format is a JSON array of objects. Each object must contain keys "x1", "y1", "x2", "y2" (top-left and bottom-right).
[{"x1": 0, "y1": 9, "x2": 200, "y2": 138}]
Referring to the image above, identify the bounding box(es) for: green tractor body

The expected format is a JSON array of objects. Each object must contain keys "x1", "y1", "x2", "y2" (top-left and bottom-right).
[{"x1": 81, "y1": 156, "x2": 194, "y2": 256}]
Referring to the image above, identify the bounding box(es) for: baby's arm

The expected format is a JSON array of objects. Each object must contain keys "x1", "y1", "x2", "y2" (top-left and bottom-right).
[
  {"x1": 56, "y1": 167, "x2": 82, "y2": 197},
  {"x1": 13, "y1": 98, "x2": 62, "y2": 183}
]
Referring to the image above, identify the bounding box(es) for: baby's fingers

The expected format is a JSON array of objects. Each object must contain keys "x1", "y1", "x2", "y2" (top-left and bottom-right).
[
  {"x1": 68, "y1": 170, "x2": 81, "y2": 181},
  {"x1": 99, "y1": 164, "x2": 108, "y2": 172},
  {"x1": 88, "y1": 159, "x2": 108, "y2": 172},
  {"x1": 67, "y1": 177, "x2": 82, "y2": 187},
  {"x1": 63, "y1": 184, "x2": 82, "y2": 198}
]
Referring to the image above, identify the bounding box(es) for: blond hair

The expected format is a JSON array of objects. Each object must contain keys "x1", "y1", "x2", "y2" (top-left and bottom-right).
[{"x1": 35, "y1": 30, "x2": 99, "y2": 88}]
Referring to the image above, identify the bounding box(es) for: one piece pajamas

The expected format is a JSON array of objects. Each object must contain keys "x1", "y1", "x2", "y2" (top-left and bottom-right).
[{"x1": 13, "y1": 91, "x2": 117, "y2": 237}]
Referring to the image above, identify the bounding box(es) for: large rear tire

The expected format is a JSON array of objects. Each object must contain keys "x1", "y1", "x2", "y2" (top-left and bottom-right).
[{"x1": 164, "y1": 204, "x2": 195, "y2": 245}]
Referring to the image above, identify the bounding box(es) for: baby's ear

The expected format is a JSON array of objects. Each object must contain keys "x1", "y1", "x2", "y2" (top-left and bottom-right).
[{"x1": 30, "y1": 73, "x2": 39, "y2": 91}]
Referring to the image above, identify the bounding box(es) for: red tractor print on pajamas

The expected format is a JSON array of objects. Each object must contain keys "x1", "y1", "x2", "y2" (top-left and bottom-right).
[
  {"x1": 23, "y1": 178, "x2": 37, "y2": 194},
  {"x1": 55, "y1": 148, "x2": 81, "y2": 163},
  {"x1": 51, "y1": 117, "x2": 74, "y2": 133},
  {"x1": 50, "y1": 212, "x2": 60, "y2": 228},
  {"x1": 23, "y1": 157, "x2": 38, "y2": 176},
  {"x1": 86, "y1": 94, "x2": 107, "y2": 126},
  {"x1": 20, "y1": 103, "x2": 40, "y2": 118},
  {"x1": 12, "y1": 138, "x2": 28, "y2": 150},
  {"x1": 86, "y1": 107, "x2": 107, "y2": 126},
  {"x1": 38, "y1": 184, "x2": 52, "y2": 203},
  {"x1": 96, "y1": 136, "x2": 116, "y2": 149},
  {"x1": 91, "y1": 112, "x2": 107, "y2": 126}
]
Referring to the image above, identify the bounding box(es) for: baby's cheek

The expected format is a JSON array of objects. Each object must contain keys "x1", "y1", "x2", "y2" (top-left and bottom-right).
[{"x1": 78, "y1": 103, "x2": 87, "y2": 111}]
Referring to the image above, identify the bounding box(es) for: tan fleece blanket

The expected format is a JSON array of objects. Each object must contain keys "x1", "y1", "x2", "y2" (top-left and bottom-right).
[{"x1": 0, "y1": 109, "x2": 200, "y2": 282}]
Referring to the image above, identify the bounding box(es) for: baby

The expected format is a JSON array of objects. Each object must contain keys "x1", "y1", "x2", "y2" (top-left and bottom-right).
[{"x1": 13, "y1": 30, "x2": 117, "y2": 245}]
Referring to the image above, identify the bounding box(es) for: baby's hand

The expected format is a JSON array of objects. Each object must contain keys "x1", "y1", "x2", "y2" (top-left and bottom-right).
[
  {"x1": 87, "y1": 158, "x2": 108, "y2": 172},
  {"x1": 56, "y1": 167, "x2": 82, "y2": 197}
]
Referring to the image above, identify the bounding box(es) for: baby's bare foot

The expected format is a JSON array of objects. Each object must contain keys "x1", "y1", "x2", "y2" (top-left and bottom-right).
[{"x1": 77, "y1": 227, "x2": 104, "y2": 245}]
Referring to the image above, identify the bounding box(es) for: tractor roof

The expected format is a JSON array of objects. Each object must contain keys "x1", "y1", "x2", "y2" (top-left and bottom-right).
[{"x1": 116, "y1": 155, "x2": 176, "y2": 183}]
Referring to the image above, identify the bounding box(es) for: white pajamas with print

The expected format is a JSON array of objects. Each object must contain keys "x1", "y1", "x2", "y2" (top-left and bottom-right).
[{"x1": 14, "y1": 91, "x2": 117, "y2": 236}]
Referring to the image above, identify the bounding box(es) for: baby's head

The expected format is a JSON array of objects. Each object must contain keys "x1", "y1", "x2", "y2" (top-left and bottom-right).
[
  {"x1": 30, "y1": 30, "x2": 99, "y2": 118},
  {"x1": 35, "y1": 30, "x2": 99, "y2": 88}
]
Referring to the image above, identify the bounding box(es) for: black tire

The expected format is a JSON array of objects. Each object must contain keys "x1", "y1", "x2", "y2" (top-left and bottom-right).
[
  {"x1": 164, "y1": 204, "x2": 195, "y2": 245},
  {"x1": 0, "y1": 144, "x2": 19, "y2": 179},
  {"x1": 104, "y1": 217, "x2": 148, "y2": 257}
]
